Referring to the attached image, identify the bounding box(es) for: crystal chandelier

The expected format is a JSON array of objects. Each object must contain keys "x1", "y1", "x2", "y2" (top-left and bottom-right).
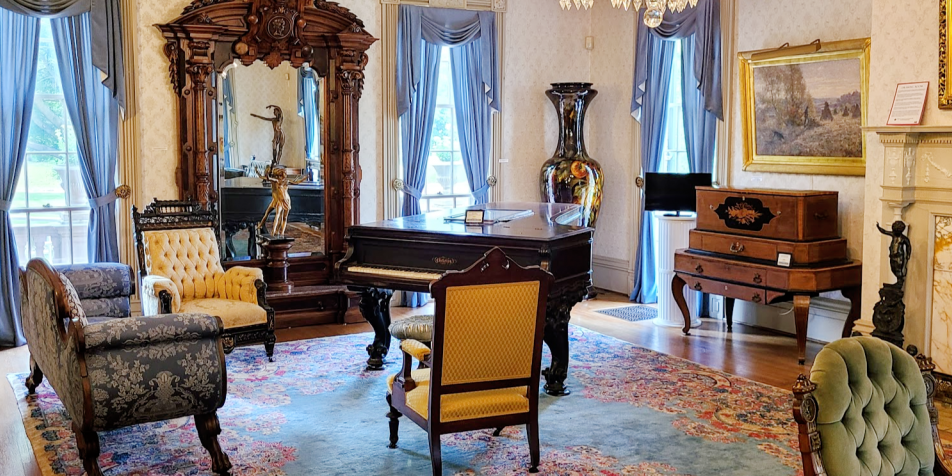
[{"x1": 559, "y1": 0, "x2": 700, "y2": 28}]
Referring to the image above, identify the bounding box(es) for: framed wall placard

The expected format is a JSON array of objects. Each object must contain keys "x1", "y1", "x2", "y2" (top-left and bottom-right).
[{"x1": 739, "y1": 38, "x2": 870, "y2": 176}]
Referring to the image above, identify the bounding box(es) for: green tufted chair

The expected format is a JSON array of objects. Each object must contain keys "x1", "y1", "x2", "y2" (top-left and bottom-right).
[{"x1": 793, "y1": 336, "x2": 952, "y2": 476}]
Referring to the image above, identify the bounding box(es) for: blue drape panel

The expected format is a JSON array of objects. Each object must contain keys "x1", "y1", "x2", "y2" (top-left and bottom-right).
[
  {"x1": 0, "y1": 0, "x2": 125, "y2": 110},
  {"x1": 221, "y1": 72, "x2": 235, "y2": 168},
  {"x1": 630, "y1": 37, "x2": 676, "y2": 304},
  {"x1": 396, "y1": 5, "x2": 499, "y2": 116},
  {"x1": 0, "y1": 8, "x2": 40, "y2": 347},
  {"x1": 680, "y1": 38, "x2": 717, "y2": 175},
  {"x1": 631, "y1": 0, "x2": 721, "y2": 120},
  {"x1": 399, "y1": 39, "x2": 441, "y2": 217},
  {"x1": 51, "y1": 12, "x2": 120, "y2": 263},
  {"x1": 450, "y1": 42, "x2": 492, "y2": 205},
  {"x1": 298, "y1": 68, "x2": 319, "y2": 162}
]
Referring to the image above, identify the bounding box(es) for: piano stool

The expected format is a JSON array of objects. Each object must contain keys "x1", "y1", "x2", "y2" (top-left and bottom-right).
[{"x1": 389, "y1": 314, "x2": 435, "y2": 345}]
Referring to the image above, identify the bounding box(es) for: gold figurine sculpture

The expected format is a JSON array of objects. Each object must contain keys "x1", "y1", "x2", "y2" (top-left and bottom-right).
[
  {"x1": 251, "y1": 105, "x2": 286, "y2": 166},
  {"x1": 258, "y1": 166, "x2": 306, "y2": 237}
]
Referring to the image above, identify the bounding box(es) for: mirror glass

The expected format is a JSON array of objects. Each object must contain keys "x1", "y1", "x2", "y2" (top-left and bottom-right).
[{"x1": 217, "y1": 60, "x2": 325, "y2": 261}]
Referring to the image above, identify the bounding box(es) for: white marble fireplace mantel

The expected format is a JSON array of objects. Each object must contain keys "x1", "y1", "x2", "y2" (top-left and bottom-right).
[{"x1": 868, "y1": 125, "x2": 952, "y2": 374}]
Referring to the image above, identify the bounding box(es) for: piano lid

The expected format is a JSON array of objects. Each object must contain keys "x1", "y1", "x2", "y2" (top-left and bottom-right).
[{"x1": 351, "y1": 202, "x2": 593, "y2": 241}]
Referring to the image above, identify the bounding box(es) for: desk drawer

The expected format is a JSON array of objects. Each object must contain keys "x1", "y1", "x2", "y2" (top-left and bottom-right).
[
  {"x1": 688, "y1": 230, "x2": 849, "y2": 265},
  {"x1": 675, "y1": 252, "x2": 767, "y2": 287},
  {"x1": 679, "y1": 274, "x2": 767, "y2": 305}
]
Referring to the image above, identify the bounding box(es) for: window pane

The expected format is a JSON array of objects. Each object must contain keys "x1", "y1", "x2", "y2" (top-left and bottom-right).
[
  {"x1": 68, "y1": 210, "x2": 89, "y2": 264},
  {"x1": 431, "y1": 107, "x2": 454, "y2": 151},
  {"x1": 27, "y1": 98, "x2": 68, "y2": 153},
  {"x1": 435, "y1": 47, "x2": 453, "y2": 106},
  {"x1": 66, "y1": 153, "x2": 85, "y2": 207},
  {"x1": 33, "y1": 24, "x2": 60, "y2": 97},
  {"x1": 12, "y1": 166, "x2": 27, "y2": 210},
  {"x1": 428, "y1": 197, "x2": 454, "y2": 213},
  {"x1": 452, "y1": 152, "x2": 470, "y2": 195},
  {"x1": 22, "y1": 211, "x2": 74, "y2": 265},
  {"x1": 27, "y1": 154, "x2": 67, "y2": 208},
  {"x1": 11, "y1": 213, "x2": 30, "y2": 265}
]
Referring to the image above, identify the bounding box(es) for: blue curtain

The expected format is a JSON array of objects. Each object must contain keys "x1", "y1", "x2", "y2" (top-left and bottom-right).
[
  {"x1": 630, "y1": 36, "x2": 676, "y2": 304},
  {"x1": 0, "y1": 0, "x2": 125, "y2": 110},
  {"x1": 298, "y1": 67, "x2": 319, "y2": 163},
  {"x1": 51, "y1": 12, "x2": 120, "y2": 263},
  {"x1": 398, "y1": 38, "x2": 441, "y2": 218},
  {"x1": 221, "y1": 72, "x2": 235, "y2": 168},
  {"x1": 450, "y1": 41, "x2": 493, "y2": 205},
  {"x1": 681, "y1": 38, "x2": 717, "y2": 175},
  {"x1": 0, "y1": 8, "x2": 40, "y2": 347}
]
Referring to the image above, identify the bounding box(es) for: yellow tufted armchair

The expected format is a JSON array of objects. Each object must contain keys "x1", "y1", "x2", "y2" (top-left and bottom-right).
[
  {"x1": 386, "y1": 248, "x2": 553, "y2": 475},
  {"x1": 133, "y1": 199, "x2": 276, "y2": 360},
  {"x1": 793, "y1": 336, "x2": 952, "y2": 476}
]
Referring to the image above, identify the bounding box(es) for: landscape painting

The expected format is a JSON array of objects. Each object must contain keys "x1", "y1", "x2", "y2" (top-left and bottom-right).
[
  {"x1": 753, "y1": 58, "x2": 862, "y2": 157},
  {"x1": 739, "y1": 39, "x2": 869, "y2": 176}
]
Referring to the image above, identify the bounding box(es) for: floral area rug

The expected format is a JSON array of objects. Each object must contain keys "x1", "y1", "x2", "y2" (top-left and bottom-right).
[{"x1": 8, "y1": 326, "x2": 802, "y2": 475}]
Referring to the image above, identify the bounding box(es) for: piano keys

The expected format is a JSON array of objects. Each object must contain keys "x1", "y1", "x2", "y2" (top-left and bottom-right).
[{"x1": 337, "y1": 202, "x2": 594, "y2": 396}]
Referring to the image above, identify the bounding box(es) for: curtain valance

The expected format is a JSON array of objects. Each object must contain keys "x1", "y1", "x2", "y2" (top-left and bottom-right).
[
  {"x1": 632, "y1": 0, "x2": 721, "y2": 120},
  {"x1": 396, "y1": 5, "x2": 499, "y2": 116},
  {"x1": 0, "y1": 0, "x2": 125, "y2": 110}
]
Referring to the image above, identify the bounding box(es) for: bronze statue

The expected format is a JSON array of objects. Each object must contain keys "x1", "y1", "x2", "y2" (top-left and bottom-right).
[
  {"x1": 872, "y1": 220, "x2": 911, "y2": 348},
  {"x1": 251, "y1": 105, "x2": 286, "y2": 166},
  {"x1": 258, "y1": 166, "x2": 305, "y2": 237},
  {"x1": 876, "y1": 221, "x2": 911, "y2": 283}
]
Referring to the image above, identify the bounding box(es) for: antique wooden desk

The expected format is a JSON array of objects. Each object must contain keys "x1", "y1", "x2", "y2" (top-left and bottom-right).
[{"x1": 672, "y1": 187, "x2": 863, "y2": 365}]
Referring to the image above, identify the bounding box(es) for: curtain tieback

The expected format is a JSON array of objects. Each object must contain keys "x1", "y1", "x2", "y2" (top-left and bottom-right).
[
  {"x1": 0, "y1": 199, "x2": 11, "y2": 213},
  {"x1": 471, "y1": 184, "x2": 491, "y2": 197},
  {"x1": 398, "y1": 183, "x2": 423, "y2": 200},
  {"x1": 89, "y1": 191, "x2": 118, "y2": 209}
]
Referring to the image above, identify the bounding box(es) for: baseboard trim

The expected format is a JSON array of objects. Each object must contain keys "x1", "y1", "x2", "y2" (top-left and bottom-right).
[
  {"x1": 592, "y1": 255, "x2": 631, "y2": 295},
  {"x1": 731, "y1": 297, "x2": 850, "y2": 344}
]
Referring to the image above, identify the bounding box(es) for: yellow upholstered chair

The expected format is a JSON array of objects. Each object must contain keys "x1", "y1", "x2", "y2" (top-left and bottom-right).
[
  {"x1": 386, "y1": 247, "x2": 553, "y2": 475},
  {"x1": 133, "y1": 199, "x2": 276, "y2": 360}
]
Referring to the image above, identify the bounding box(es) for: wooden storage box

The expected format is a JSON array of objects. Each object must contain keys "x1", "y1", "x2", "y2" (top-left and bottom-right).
[
  {"x1": 695, "y1": 187, "x2": 839, "y2": 241},
  {"x1": 688, "y1": 230, "x2": 848, "y2": 266}
]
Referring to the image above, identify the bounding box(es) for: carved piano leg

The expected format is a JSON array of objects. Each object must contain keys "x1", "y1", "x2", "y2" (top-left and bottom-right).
[
  {"x1": 356, "y1": 287, "x2": 394, "y2": 371},
  {"x1": 542, "y1": 286, "x2": 586, "y2": 396}
]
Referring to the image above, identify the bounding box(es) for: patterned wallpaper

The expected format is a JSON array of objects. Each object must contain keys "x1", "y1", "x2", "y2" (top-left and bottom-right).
[
  {"x1": 132, "y1": 0, "x2": 381, "y2": 222},
  {"x1": 861, "y1": 0, "x2": 952, "y2": 327},
  {"x1": 499, "y1": 0, "x2": 592, "y2": 203},
  {"x1": 728, "y1": 0, "x2": 874, "y2": 267}
]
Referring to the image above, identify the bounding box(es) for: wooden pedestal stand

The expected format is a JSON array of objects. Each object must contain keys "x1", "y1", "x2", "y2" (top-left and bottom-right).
[{"x1": 260, "y1": 236, "x2": 295, "y2": 293}]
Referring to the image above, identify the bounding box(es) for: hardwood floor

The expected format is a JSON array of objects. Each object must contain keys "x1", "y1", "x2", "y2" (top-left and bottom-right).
[{"x1": 0, "y1": 291, "x2": 887, "y2": 476}]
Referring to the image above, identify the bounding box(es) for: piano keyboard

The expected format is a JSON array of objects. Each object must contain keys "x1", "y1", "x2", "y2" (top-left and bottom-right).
[{"x1": 345, "y1": 266, "x2": 444, "y2": 282}]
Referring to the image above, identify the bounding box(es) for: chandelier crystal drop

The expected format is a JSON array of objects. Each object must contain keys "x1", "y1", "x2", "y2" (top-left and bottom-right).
[{"x1": 561, "y1": 0, "x2": 700, "y2": 28}]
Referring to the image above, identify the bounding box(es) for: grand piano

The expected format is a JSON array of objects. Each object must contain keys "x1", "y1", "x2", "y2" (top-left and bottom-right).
[
  {"x1": 220, "y1": 177, "x2": 325, "y2": 258},
  {"x1": 337, "y1": 202, "x2": 594, "y2": 396}
]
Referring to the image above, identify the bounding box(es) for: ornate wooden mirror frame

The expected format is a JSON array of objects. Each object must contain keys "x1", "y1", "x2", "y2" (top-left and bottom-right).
[{"x1": 157, "y1": 0, "x2": 376, "y2": 271}]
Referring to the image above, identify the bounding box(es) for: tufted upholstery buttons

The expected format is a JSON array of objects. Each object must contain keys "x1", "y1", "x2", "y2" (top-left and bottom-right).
[{"x1": 810, "y1": 336, "x2": 934, "y2": 475}]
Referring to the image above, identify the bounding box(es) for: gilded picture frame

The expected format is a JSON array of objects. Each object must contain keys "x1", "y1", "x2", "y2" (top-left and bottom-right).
[
  {"x1": 940, "y1": 0, "x2": 952, "y2": 108},
  {"x1": 739, "y1": 38, "x2": 870, "y2": 176}
]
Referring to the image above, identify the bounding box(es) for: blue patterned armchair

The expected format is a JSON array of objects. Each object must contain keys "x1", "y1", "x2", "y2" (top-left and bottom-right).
[
  {"x1": 19, "y1": 258, "x2": 232, "y2": 476},
  {"x1": 55, "y1": 262, "x2": 134, "y2": 323}
]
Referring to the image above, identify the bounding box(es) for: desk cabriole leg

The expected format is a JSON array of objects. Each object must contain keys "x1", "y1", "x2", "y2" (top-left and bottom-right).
[
  {"x1": 725, "y1": 297, "x2": 735, "y2": 332},
  {"x1": 842, "y1": 285, "x2": 862, "y2": 338},
  {"x1": 793, "y1": 295, "x2": 811, "y2": 365},
  {"x1": 671, "y1": 274, "x2": 692, "y2": 335}
]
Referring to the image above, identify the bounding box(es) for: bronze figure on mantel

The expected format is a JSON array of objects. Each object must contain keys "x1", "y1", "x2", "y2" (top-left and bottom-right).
[
  {"x1": 252, "y1": 105, "x2": 286, "y2": 166},
  {"x1": 258, "y1": 167, "x2": 306, "y2": 238},
  {"x1": 872, "y1": 221, "x2": 911, "y2": 347}
]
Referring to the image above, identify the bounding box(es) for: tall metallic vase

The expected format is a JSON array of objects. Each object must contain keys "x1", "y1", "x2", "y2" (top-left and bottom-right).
[{"x1": 541, "y1": 82, "x2": 604, "y2": 227}]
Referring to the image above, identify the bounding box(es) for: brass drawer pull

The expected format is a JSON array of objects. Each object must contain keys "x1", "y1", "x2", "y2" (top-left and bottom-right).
[
  {"x1": 752, "y1": 294, "x2": 762, "y2": 303},
  {"x1": 693, "y1": 282, "x2": 703, "y2": 291},
  {"x1": 752, "y1": 273, "x2": 762, "y2": 284},
  {"x1": 729, "y1": 242, "x2": 745, "y2": 253},
  {"x1": 695, "y1": 264, "x2": 704, "y2": 273}
]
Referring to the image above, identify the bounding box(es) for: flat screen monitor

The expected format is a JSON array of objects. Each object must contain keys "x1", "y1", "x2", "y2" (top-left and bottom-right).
[{"x1": 644, "y1": 172, "x2": 712, "y2": 213}]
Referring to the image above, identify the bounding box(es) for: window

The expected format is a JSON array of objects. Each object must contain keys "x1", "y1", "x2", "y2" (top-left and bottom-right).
[
  {"x1": 12, "y1": 19, "x2": 89, "y2": 266},
  {"x1": 419, "y1": 46, "x2": 473, "y2": 213},
  {"x1": 660, "y1": 41, "x2": 690, "y2": 175}
]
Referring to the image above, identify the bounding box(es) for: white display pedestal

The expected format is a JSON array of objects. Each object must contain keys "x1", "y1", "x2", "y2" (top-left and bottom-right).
[{"x1": 654, "y1": 212, "x2": 701, "y2": 328}]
